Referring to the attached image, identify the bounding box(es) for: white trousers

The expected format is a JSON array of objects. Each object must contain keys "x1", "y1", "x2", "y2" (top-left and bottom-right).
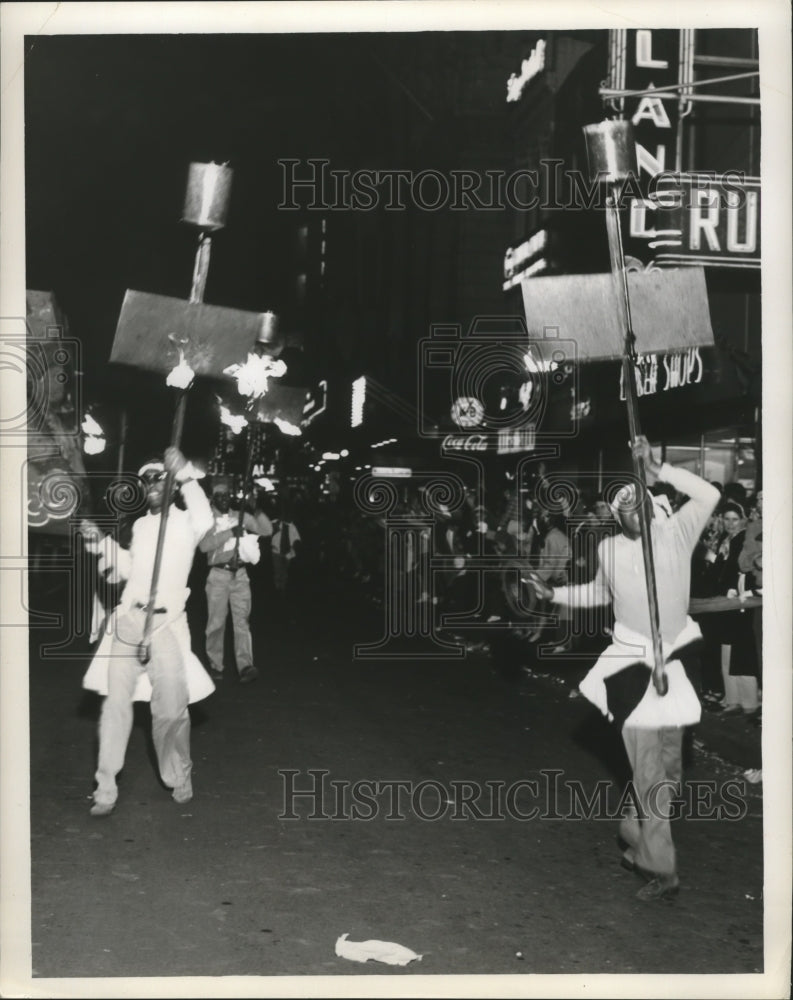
[{"x1": 94, "y1": 608, "x2": 191, "y2": 806}]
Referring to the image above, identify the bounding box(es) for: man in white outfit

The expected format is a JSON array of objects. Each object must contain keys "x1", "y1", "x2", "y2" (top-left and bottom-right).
[
  {"x1": 81, "y1": 446, "x2": 214, "y2": 816},
  {"x1": 527, "y1": 436, "x2": 719, "y2": 901}
]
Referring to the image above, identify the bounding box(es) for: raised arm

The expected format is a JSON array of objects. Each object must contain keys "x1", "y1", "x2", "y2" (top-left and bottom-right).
[
  {"x1": 162, "y1": 447, "x2": 215, "y2": 543},
  {"x1": 243, "y1": 509, "x2": 273, "y2": 537},
  {"x1": 179, "y1": 480, "x2": 215, "y2": 543},
  {"x1": 632, "y1": 436, "x2": 719, "y2": 552},
  {"x1": 657, "y1": 465, "x2": 720, "y2": 552}
]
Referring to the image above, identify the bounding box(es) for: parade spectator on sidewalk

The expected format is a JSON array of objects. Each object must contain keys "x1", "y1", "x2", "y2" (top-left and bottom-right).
[
  {"x1": 739, "y1": 491, "x2": 763, "y2": 692},
  {"x1": 696, "y1": 500, "x2": 760, "y2": 715},
  {"x1": 531, "y1": 509, "x2": 572, "y2": 651},
  {"x1": 526, "y1": 437, "x2": 719, "y2": 902},
  {"x1": 81, "y1": 447, "x2": 215, "y2": 816},
  {"x1": 500, "y1": 488, "x2": 536, "y2": 558},
  {"x1": 739, "y1": 491, "x2": 763, "y2": 591},
  {"x1": 271, "y1": 505, "x2": 302, "y2": 597},
  {"x1": 570, "y1": 495, "x2": 616, "y2": 648},
  {"x1": 200, "y1": 478, "x2": 272, "y2": 684}
]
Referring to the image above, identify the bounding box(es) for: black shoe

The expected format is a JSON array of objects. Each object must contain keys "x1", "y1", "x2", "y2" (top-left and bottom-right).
[
  {"x1": 239, "y1": 665, "x2": 259, "y2": 684},
  {"x1": 208, "y1": 668, "x2": 224, "y2": 682},
  {"x1": 636, "y1": 876, "x2": 679, "y2": 901}
]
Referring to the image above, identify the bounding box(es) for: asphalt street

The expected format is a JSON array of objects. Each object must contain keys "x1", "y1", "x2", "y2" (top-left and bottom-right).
[{"x1": 26, "y1": 576, "x2": 765, "y2": 982}]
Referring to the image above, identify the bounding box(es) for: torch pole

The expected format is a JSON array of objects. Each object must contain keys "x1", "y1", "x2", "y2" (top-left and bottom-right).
[
  {"x1": 117, "y1": 408, "x2": 128, "y2": 478},
  {"x1": 138, "y1": 232, "x2": 212, "y2": 663},
  {"x1": 230, "y1": 421, "x2": 258, "y2": 570},
  {"x1": 605, "y1": 186, "x2": 667, "y2": 696}
]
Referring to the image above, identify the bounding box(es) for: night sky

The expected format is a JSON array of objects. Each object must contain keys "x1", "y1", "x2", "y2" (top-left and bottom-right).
[{"x1": 25, "y1": 34, "x2": 390, "y2": 362}]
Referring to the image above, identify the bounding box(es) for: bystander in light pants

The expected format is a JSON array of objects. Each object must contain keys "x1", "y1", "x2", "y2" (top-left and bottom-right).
[
  {"x1": 94, "y1": 609, "x2": 191, "y2": 807},
  {"x1": 619, "y1": 725, "x2": 683, "y2": 879},
  {"x1": 205, "y1": 567, "x2": 253, "y2": 675}
]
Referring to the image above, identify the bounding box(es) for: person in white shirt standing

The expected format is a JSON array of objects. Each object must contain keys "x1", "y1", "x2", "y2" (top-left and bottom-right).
[
  {"x1": 527, "y1": 436, "x2": 719, "y2": 902},
  {"x1": 199, "y1": 478, "x2": 272, "y2": 684},
  {"x1": 81, "y1": 447, "x2": 215, "y2": 817}
]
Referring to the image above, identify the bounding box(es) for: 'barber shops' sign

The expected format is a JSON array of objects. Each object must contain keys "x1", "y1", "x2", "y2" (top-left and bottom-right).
[{"x1": 619, "y1": 346, "x2": 704, "y2": 400}]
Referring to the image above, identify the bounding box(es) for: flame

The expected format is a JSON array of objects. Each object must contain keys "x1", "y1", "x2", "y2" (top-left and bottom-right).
[
  {"x1": 82, "y1": 412, "x2": 106, "y2": 454},
  {"x1": 84, "y1": 436, "x2": 106, "y2": 455},
  {"x1": 218, "y1": 402, "x2": 247, "y2": 435},
  {"x1": 81, "y1": 413, "x2": 104, "y2": 436},
  {"x1": 166, "y1": 350, "x2": 196, "y2": 389},
  {"x1": 273, "y1": 416, "x2": 302, "y2": 436},
  {"x1": 223, "y1": 353, "x2": 286, "y2": 399}
]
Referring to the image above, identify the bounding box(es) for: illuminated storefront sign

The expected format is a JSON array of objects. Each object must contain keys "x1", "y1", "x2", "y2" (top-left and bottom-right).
[
  {"x1": 496, "y1": 428, "x2": 536, "y2": 454},
  {"x1": 451, "y1": 396, "x2": 485, "y2": 428},
  {"x1": 351, "y1": 375, "x2": 366, "y2": 427},
  {"x1": 634, "y1": 174, "x2": 760, "y2": 268},
  {"x1": 371, "y1": 467, "x2": 412, "y2": 478},
  {"x1": 618, "y1": 29, "x2": 680, "y2": 263},
  {"x1": 503, "y1": 230, "x2": 549, "y2": 290},
  {"x1": 618, "y1": 346, "x2": 704, "y2": 400},
  {"x1": 442, "y1": 429, "x2": 535, "y2": 453},
  {"x1": 443, "y1": 434, "x2": 489, "y2": 452},
  {"x1": 606, "y1": 30, "x2": 760, "y2": 270}
]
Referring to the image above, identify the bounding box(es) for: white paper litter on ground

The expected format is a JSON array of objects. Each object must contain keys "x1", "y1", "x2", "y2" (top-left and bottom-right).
[{"x1": 335, "y1": 933, "x2": 422, "y2": 966}]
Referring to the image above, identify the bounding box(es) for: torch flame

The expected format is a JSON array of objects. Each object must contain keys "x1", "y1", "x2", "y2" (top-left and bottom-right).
[
  {"x1": 223, "y1": 353, "x2": 286, "y2": 399},
  {"x1": 218, "y1": 402, "x2": 248, "y2": 435},
  {"x1": 82, "y1": 412, "x2": 107, "y2": 454},
  {"x1": 81, "y1": 414, "x2": 104, "y2": 436},
  {"x1": 166, "y1": 350, "x2": 196, "y2": 389},
  {"x1": 273, "y1": 416, "x2": 302, "y2": 436},
  {"x1": 84, "y1": 436, "x2": 107, "y2": 455}
]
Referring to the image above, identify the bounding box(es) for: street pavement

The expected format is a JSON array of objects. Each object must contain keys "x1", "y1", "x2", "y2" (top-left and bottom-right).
[{"x1": 24, "y1": 580, "x2": 766, "y2": 983}]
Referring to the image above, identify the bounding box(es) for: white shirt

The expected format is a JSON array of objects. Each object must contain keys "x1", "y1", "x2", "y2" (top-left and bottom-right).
[
  {"x1": 107, "y1": 480, "x2": 213, "y2": 612},
  {"x1": 553, "y1": 464, "x2": 719, "y2": 644},
  {"x1": 272, "y1": 521, "x2": 301, "y2": 560}
]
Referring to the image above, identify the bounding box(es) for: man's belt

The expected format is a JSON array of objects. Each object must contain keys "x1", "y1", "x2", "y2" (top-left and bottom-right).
[
  {"x1": 211, "y1": 562, "x2": 244, "y2": 572},
  {"x1": 135, "y1": 601, "x2": 167, "y2": 614}
]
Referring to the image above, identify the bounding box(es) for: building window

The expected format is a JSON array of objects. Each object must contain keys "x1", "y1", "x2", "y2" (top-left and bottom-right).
[{"x1": 663, "y1": 426, "x2": 756, "y2": 490}]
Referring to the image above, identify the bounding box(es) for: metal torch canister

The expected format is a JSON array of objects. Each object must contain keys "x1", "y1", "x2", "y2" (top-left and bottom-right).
[
  {"x1": 256, "y1": 311, "x2": 283, "y2": 357},
  {"x1": 582, "y1": 120, "x2": 637, "y2": 184},
  {"x1": 182, "y1": 162, "x2": 234, "y2": 230}
]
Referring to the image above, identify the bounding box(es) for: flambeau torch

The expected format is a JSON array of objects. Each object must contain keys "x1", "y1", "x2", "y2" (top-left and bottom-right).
[
  {"x1": 582, "y1": 120, "x2": 668, "y2": 697},
  {"x1": 138, "y1": 162, "x2": 233, "y2": 664},
  {"x1": 221, "y1": 311, "x2": 287, "y2": 570}
]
